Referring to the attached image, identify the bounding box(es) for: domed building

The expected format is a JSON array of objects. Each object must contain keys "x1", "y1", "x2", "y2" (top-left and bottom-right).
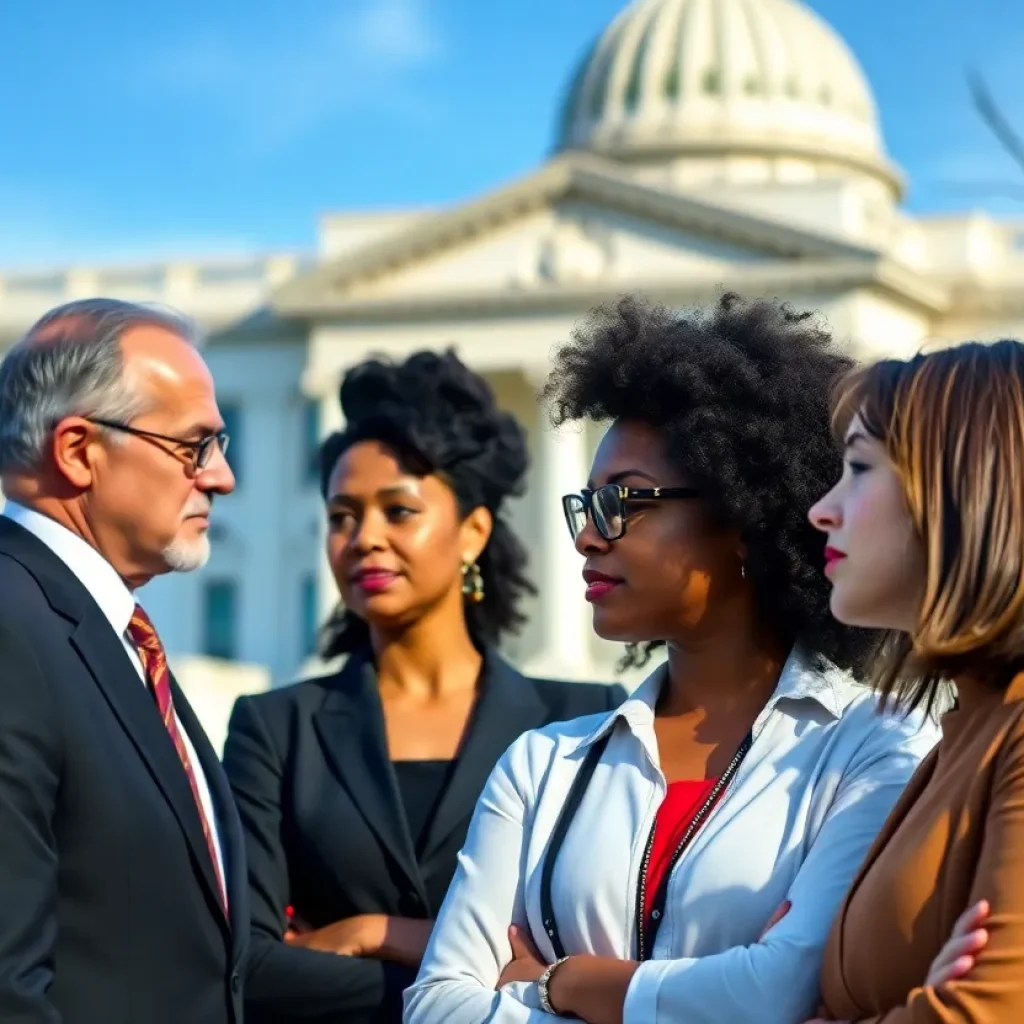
[
  {"x1": 558, "y1": 0, "x2": 896, "y2": 189},
  {"x1": 550, "y1": 0, "x2": 911, "y2": 246},
  {"x1": 2, "y1": 0, "x2": 1023, "y2": 746}
]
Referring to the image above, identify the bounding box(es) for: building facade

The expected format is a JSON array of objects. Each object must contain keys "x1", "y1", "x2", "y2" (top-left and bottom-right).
[{"x1": 3, "y1": 0, "x2": 1024, "y2": 747}]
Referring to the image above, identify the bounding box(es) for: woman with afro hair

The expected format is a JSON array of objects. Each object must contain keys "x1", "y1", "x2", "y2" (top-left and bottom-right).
[
  {"x1": 222, "y1": 349, "x2": 624, "y2": 1024},
  {"x1": 406, "y1": 295, "x2": 941, "y2": 1024}
]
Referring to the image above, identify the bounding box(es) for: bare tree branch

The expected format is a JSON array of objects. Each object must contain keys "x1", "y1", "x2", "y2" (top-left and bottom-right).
[{"x1": 967, "y1": 67, "x2": 1024, "y2": 176}]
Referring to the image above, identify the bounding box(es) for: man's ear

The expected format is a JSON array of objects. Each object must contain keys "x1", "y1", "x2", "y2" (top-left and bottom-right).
[{"x1": 51, "y1": 417, "x2": 99, "y2": 489}]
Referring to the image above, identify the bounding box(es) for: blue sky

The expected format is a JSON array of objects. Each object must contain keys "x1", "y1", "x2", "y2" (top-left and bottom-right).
[{"x1": 0, "y1": 0, "x2": 1021, "y2": 267}]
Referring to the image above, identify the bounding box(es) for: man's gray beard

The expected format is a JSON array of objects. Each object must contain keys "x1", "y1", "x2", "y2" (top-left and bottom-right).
[{"x1": 162, "y1": 532, "x2": 211, "y2": 573}]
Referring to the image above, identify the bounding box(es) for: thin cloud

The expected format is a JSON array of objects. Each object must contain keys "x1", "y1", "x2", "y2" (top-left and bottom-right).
[
  {"x1": 141, "y1": 0, "x2": 443, "y2": 152},
  {"x1": 352, "y1": 0, "x2": 440, "y2": 64},
  {"x1": 921, "y1": 123, "x2": 1024, "y2": 207},
  {"x1": 915, "y1": 50, "x2": 1024, "y2": 206},
  {"x1": 0, "y1": 229, "x2": 271, "y2": 271},
  {"x1": 0, "y1": 182, "x2": 272, "y2": 268}
]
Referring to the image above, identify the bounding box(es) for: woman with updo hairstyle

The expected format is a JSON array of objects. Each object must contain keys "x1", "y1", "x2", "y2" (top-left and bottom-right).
[
  {"x1": 223, "y1": 349, "x2": 623, "y2": 1024},
  {"x1": 407, "y1": 296, "x2": 939, "y2": 1024}
]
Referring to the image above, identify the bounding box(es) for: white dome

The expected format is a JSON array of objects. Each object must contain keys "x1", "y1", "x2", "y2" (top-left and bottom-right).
[{"x1": 557, "y1": 0, "x2": 898, "y2": 189}]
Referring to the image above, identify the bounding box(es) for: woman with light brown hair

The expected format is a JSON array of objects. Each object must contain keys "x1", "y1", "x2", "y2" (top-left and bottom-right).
[{"x1": 806, "y1": 339, "x2": 1024, "y2": 1023}]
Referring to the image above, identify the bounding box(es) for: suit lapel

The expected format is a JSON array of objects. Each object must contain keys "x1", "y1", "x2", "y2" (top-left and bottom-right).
[
  {"x1": 0, "y1": 520, "x2": 233, "y2": 936},
  {"x1": 313, "y1": 654, "x2": 427, "y2": 905},
  {"x1": 419, "y1": 652, "x2": 547, "y2": 871},
  {"x1": 173, "y1": 677, "x2": 248, "y2": 957},
  {"x1": 69, "y1": 612, "x2": 231, "y2": 932}
]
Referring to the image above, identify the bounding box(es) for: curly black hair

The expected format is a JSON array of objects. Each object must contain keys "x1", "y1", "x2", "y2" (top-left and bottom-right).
[
  {"x1": 541, "y1": 292, "x2": 881, "y2": 676},
  {"x1": 317, "y1": 348, "x2": 536, "y2": 658}
]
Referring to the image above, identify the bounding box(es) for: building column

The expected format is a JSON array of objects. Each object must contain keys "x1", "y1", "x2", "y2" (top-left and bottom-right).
[
  {"x1": 525, "y1": 411, "x2": 594, "y2": 681},
  {"x1": 301, "y1": 367, "x2": 345, "y2": 627},
  {"x1": 317, "y1": 380, "x2": 345, "y2": 625}
]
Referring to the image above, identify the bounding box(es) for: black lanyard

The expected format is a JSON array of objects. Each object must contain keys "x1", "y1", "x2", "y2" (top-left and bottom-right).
[
  {"x1": 539, "y1": 733, "x2": 610, "y2": 959},
  {"x1": 538, "y1": 727, "x2": 752, "y2": 961}
]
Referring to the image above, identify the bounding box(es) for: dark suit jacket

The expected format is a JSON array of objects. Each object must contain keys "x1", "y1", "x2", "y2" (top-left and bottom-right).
[
  {"x1": 0, "y1": 517, "x2": 249, "y2": 1024},
  {"x1": 223, "y1": 647, "x2": 625, "y2": 1024}
]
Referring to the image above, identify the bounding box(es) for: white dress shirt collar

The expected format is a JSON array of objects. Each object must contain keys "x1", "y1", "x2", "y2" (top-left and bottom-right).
[
  {"x1": 570, "y1": 644, "x2": 863, "y2": 760},
  {"x1": 3, "y1": 500, "x2": 136, "y2": 636}
]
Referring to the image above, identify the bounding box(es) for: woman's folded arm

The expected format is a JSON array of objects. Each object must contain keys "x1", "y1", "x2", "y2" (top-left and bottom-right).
[{"x1": 404, "y1": 735, "x2": 557, "y2": 1024}]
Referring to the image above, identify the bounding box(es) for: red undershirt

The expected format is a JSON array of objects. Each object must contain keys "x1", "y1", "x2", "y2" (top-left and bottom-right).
[{"x1": 643, "y1": 778, "x2": 720, "y2": 932}]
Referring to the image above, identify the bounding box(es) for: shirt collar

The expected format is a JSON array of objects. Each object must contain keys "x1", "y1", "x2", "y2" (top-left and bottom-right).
[
  {"x1": 570, "y1": 643, "x2": 865, "y2": 758},
  {"x1": 3, "y1": 500, "x2": 136, "y2": 637}
]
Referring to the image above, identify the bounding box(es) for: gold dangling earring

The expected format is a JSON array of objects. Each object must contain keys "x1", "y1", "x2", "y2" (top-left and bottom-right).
[{"x1": 462, "y1": 560, "x2": 485, "y2": 604}]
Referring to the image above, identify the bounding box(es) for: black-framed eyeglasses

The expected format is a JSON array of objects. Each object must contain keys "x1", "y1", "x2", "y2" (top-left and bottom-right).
[
  {"x1": 562, "y1": 484, "x2": 699, "y2": 542},
  {"x1": 88, "y1": 418, "x2": 230, "y2": 472}
]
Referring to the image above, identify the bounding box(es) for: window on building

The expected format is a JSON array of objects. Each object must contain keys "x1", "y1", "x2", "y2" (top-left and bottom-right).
[
  {"x1": 202, "y1": 580, "x2": 239, "y2": 660},
  {"x1": 221, "y1": 403, "x2": 242, "y2": 484},
  {"x1": 301, "y1": 573, "x2": 319, "y2": 657},
  {"x1": 303, "y1": 397, "x2": 321, "y2": 484}
]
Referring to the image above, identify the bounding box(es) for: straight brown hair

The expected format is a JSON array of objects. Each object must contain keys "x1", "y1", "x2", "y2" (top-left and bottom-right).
[{"x1": 833, "y1": 339, "x2": 1024, "y2": 713}]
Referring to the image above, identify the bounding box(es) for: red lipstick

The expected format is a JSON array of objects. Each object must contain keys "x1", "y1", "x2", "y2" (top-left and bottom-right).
[
  {"x1": 351, "y1": 567, "x2": 399, "y2": 593},
  {"x1": 823, "y1": 546, "x2": 846, "y2": 575},
  {"x1": 582, "y1": 568, "x2": 623, "y2": 602}
]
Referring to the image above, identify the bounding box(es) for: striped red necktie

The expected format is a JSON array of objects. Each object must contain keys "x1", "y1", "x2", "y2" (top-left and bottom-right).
[{"x1": 128, "y1": 605, "x2": 228, "y2": 912}]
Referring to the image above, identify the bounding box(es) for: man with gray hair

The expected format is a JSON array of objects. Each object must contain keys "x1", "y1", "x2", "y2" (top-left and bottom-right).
[{"x1": 0, "y1": 299, "x2": 246, "y2": 1023}]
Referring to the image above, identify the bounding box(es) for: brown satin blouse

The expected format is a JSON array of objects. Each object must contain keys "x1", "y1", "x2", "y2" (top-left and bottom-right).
[{"x1": 819, "y1": 674, "x2": 1024, "y2": 1023}]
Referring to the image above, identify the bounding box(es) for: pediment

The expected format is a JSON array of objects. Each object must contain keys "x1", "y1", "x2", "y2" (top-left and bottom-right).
[{"x1": 273, "y1": 153, "x2": 877, "y2": 318}]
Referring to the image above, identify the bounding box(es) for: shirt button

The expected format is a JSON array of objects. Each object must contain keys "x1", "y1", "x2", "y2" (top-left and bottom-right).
[{"x1": 651, "y1": 909, "x2": 661, "y2": 921}]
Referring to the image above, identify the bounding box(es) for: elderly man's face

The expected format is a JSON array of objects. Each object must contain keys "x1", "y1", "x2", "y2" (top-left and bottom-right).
[{"x1": 85, "y1": 325, "x2": 235, "y2": 585}]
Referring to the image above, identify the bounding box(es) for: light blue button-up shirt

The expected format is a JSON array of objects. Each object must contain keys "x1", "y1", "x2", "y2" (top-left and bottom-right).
[{"x1": 405, "y1": 647, "x2": 940, "y2": 1024}]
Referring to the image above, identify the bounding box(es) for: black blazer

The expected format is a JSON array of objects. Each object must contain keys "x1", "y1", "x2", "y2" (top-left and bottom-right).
[
  {"x1": 0, "y1": 517, "x2": 249, "y2": 1024},
  {"x1": 223, "y1": 647, "x2": 625, "y2": 1024}
]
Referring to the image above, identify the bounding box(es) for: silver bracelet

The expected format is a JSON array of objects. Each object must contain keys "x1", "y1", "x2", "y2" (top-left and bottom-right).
[{"x1": 537, "y1": 956, "x2": 572, "y2": 1015}]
